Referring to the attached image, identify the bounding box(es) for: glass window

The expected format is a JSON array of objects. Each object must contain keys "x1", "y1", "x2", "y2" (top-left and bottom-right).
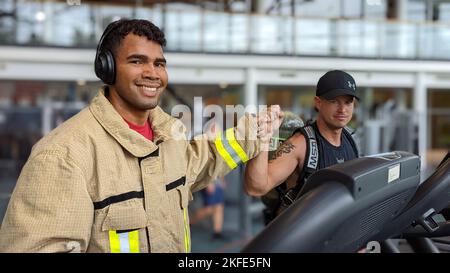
[
  {"x1": 250, "y1": 15, "x2": 293, "y2": 54},
  {"x1": 408, "y1": 1, "x2": 426, "y2": 22},
  {"x1": 165, "y1": 10, "x2": 201, "y2": 51},
  {"x1": 296, "y1": 18, "x2": 331, "y2": 56},
  {"x1": 204, "y1": 12, "x2": 229, "y2": 52},
  {"x1": 230, "y1": 14, "x2": 248, "y2": 53},
  {"x1": 439, "y1": 3, "x2": 450, "y2": 22}
]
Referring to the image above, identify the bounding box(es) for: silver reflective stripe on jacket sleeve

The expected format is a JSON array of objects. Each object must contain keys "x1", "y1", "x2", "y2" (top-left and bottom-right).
[{"x1": 214, "y1": 128, "x2": 249, "y2": 169}]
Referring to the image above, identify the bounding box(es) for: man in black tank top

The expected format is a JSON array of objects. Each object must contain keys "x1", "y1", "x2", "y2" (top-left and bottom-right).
[
  {"x1": 313, "y1": 122, "x2": 358, "y2": 169},
  {"x1": 244, "y1": 70, "x2": 360, "y2": 221}
]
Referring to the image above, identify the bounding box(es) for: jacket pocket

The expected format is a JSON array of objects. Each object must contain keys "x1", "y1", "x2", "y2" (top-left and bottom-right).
[
  {"x1": 102, "y1": 202, "x2": 148, "y2": 253},
  {"x1": 176, "y1": 186, "x2": 189, "y2": 210}
]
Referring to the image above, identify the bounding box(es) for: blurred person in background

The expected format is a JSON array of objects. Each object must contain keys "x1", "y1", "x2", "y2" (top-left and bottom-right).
[{"x1": 190, "y1": 176, "x2": 227, "y2": 241}]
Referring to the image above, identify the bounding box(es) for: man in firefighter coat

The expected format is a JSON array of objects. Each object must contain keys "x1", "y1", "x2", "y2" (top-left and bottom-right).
[{"x1": 0, "y1": 19, "x2": 283, "y2": 252}]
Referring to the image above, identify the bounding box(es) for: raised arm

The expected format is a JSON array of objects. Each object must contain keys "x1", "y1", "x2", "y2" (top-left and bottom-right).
[{"x1": 245, "y1": 132, "x2": 306, "y2": 196}]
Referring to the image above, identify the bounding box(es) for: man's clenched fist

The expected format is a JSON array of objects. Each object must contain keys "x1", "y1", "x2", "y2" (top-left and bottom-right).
[{"x1": 257, "y1": 105, "x2": 284, "y2": 144}]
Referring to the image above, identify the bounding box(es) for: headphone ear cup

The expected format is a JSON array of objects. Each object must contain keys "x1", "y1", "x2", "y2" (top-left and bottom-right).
[
  {"x1": 95, "y1": 50, "x2": 115, "y2": 85},
  {"x1": 104, "y1": 50, "x2": 116, "y2": 85}
]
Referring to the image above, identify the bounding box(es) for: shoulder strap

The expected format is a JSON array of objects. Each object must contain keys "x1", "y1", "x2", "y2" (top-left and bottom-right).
[
  {"x1": 272, "y1": 123, "x2": 320, "y2": 214},
  {"x1": 293, "y1": 122, "x2": 319, "y2": 173},
  {"x1": 290, "y1": 123, "x2": 319, "y2": 191}
]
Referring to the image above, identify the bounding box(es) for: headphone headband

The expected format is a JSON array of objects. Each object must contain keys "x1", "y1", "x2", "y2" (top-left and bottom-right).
[{"x1": 95, "y1": 20, "x2": 122, "y2": 66}]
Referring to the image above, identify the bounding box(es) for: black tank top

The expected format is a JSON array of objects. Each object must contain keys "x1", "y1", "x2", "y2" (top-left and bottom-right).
[{"x1": 313, "y1": 123, "x2": 358, "y2": 169}]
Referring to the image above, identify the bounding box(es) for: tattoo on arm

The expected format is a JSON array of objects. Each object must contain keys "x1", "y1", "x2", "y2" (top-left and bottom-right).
[{"x1": 269, "y1": 140, "x2": 295, "y2": 162}]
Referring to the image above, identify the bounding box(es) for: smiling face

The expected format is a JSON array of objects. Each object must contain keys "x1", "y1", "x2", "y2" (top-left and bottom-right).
[
  {"x1": 315, "y1": 95, "x2": 355, "y2": 130},
  {"x1": 108, "y1": 33, "x2": 168, "y2": 121}
]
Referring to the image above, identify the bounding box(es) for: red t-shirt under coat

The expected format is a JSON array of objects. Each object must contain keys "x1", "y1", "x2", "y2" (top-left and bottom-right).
[{"x1": 124, "y1": 118, "x2": 154, "y2": 141}]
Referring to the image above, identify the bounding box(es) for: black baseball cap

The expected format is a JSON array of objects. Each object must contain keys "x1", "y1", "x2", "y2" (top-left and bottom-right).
[{"x1": 316, "y1": 70, "x2": 359, "y2": 100}]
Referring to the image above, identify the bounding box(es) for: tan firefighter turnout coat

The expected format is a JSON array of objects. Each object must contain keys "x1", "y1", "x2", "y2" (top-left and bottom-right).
[{"x1": 0, "y1": 89, "x2": 262, "y2": 253}]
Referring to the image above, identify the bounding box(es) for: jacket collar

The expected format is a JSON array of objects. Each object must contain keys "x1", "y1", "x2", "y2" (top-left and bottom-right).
[{"x1": 89, "y1": 88, "x2": 179, "y2": 158}]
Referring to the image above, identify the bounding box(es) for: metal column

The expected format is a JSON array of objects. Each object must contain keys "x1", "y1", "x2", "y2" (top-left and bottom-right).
[
  {"x1": 239, "y1": 67, "x2": 258, "y2": 240},
  {"x1": 414, "y1": 72, "x2": 428, "y2": 170}
]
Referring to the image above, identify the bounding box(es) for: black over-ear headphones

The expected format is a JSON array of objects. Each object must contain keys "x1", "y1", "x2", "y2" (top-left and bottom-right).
[{"x1": 94, "y1": 20, "x2": 122, "y2": 85}]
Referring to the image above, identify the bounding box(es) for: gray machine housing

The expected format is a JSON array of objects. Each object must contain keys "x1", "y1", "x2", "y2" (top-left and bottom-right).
[{"x1": 242, "y1": 151, "x2": 420, "y2": 252}]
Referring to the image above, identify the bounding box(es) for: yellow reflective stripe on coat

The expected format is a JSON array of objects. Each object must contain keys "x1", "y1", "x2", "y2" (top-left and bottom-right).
[
  {"x1": 108, "y1": 230, "x2": 140, "y2": 253},
  {"x1": 214, "y1": 129, "x2": 249, "y2": 169},
  {"x1": 109, "y1": 230, "x2": 121, "y2": 253},
  {"x1": 225, "y1": 128, "x2": 249, "y2": 163},
  {"x1": 214, "y1": 132, "x2": 237, "y2": 169},
  {"x1": 128, "y1": 230, "x2": 140, "y2": 253},
  {"x1": 183, "y1": 208, "x2": 191, "y2": 253}
]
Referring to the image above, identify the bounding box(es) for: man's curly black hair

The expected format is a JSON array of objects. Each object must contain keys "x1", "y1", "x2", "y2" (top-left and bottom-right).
[{"x1": 101, "y1": 19, "x2": 166, "y2": 56}]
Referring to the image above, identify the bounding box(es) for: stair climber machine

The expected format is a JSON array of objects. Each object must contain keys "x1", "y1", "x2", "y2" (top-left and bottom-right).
[{"x1": 242, "y1": 151, "x2": 450, "y2": 253}]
